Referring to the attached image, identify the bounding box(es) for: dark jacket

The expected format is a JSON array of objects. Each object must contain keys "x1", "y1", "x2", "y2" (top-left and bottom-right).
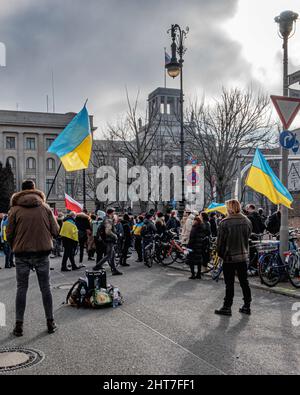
[
  {"x1": 247, "y1": 211, "x2": 265, "y2": 235},
  {"x1": 121, "y1": 220, "x2": 132, "y2": 246},
  {"x1": 217, "y1": 213, "x2": 252, "y2": 263},
  {"x1": 166, "y1": 216, "x2": 180, "y2": 234},
  {"x1": 155, "y1": 218, "x2": 166, "y2": 236},
  {"x1": 187, "y1": 222, "x2": 211, "y2": 265},
  {"x1": 97, "y1": 216, "x2": 117, "y2": 243},
  {"x1": 266, "y1": 211, "x2": 281, "y2": 235},
  {"x1": 75, "y1": 213, "x2": 91, "y2": 241},
  {"x1": 6, "y1": 189, "x2": 59, "y2": 256},
  {"x1": 141, "y1": 219, "x2": 157, "y2": 238},
  {"x1": 209, "y1": 217, "x2": 218, "y2": 238}
]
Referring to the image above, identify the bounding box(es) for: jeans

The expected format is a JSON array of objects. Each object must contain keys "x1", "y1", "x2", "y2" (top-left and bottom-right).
[
  {"x1": 223, "y1": 262, "x2": 252, "y2": 308},
  {"x1": 3, "y1": 241, "x2": 14, "y2": 267},
  {"x1": 15, "y1": 255, "x2": 53, "y2": 322},
  {"x1": 97, "y1": 243, "x2": 117, "y2": 272}
]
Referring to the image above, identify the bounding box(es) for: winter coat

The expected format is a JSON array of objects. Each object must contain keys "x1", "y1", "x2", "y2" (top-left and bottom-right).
[
  {"x1": 187, "y1": 222, "x2": 211, "y2": 266},
  {"x1": 217, "y1": 213, "x2": 252, "y2": 263},
  {"x1": 141, "y1": 219, "x2": 157, "y2": 238},
  {"x1": 97, "y1": 216, "x2": 117, "y2": 244},
  {"x1": 181, "y1": 213, "x2": 195, "y2": 244},
  {"x1": 209, "y1": 217, "x2": 218, "y2": 238},
  {"x1": 75, "y1": 213, "x2": 91, "y2": 241},
  {"x1": 121, "y1": 220, "x2": 132, "y2": 247},
  {"x1": 247, "y1": 211, "x2": 266, "y2": 235},
  {"x1": 166, "y1": 216, "x2": 180, "y2": 234},
  {"x1": 6, "y1": 189, "x2": 59, "y2": 256},
  {"x1": 155, "y1": 218, "x2": 166, "y2": 236}
]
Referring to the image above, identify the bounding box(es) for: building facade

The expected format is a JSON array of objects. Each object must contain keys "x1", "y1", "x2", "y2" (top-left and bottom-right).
[{"x1": 0, "y1": 109, "x2": 96, "y2": 212}]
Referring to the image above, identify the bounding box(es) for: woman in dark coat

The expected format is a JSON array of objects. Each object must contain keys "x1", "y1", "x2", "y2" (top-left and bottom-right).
[{"x1": 187, "y1": 215, "x2": 211, "y2": 279}]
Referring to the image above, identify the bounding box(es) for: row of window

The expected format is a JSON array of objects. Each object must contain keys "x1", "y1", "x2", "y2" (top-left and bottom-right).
[
  {"x1": 5, "y1": 136, "x2": 55, "y2": 151},
  {"x1": 7, "y1": 157, "x2": 56, "y2": 171},
  {"x1": 19, "y1": 178, "x2": 74, "y2": 197}
]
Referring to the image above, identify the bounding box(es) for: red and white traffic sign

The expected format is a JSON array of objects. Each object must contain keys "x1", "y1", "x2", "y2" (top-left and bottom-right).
[{"x1": 271, "y1": 95, "x2": 300, "y2": 130}]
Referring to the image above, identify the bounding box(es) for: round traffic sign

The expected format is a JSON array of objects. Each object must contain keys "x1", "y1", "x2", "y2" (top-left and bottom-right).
[{"x1": 279, "y1": 131, "x2": 296, "y2": 149}]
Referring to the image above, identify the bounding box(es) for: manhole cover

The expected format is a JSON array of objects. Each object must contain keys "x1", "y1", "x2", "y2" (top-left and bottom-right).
[{"x1": 0, "y1": 348, "x2": 44, "y2": 373}]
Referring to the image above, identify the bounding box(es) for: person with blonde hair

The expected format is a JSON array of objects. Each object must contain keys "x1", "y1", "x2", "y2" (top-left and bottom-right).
[{"x1": 215, "y1": 199, "x2": 252, "y2": 316}]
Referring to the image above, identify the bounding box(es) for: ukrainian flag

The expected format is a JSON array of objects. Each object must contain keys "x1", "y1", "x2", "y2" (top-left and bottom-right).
[
  {"x1": 245, "y1": 148, "x2": 293, "y2": 209},
  {"x1": 206, "y1": 202, "x2": 227, "y2": 215},
  {"x1": 48, "y1": 105, "x2": 92, "y2": 172}
]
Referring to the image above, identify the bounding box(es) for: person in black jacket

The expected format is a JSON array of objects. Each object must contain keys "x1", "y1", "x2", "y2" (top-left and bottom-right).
[
  {"x1": 120, "y1": 214, "x2": 132, "y2": 267},
  {"x1": 187, "y1": 215, "x2": 211, "y2": 280},
  {"x1": 75, "y1": 212, "x2": 90, "y2": 265},
  {"x1": 209, "y1": 212, "x2": 218, "y2": 238},
  {"x1": 246, "y1": 204, "x2": 266, "y2": 237},
  {"x1": 215, "y1": 199, "x2": 252, "y2": 317}
]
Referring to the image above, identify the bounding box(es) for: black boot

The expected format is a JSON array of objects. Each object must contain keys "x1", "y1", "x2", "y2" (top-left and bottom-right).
[
  {"x1": 239, "y1": 305, "x2": 251, "y2": 315},
  {"x1": 214, "y1": 306, "x2": 232, "y2": 316},
  {"x1": 196, "y1": 272, "x2": 202, "y2": 279},
  {"x1": 13, "y1": 321, "x2": 23, "y2": 337},
  {"x1": 47, "y1": 319, "x2": 57, "y2": 334},
  {"x1": 189, "y1": 274, "x2": 196, "y2": 279}
]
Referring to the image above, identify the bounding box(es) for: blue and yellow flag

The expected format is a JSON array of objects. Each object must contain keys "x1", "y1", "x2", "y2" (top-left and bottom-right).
[
  {"x1": 48, "y1": 105, "x2": 92, "y2": 172},
  {"x1": 245, "y1": 148, "x2": 293, "y2": 209},
  {"x1": 206, "y1": 202, "x2": 227, "y2": 215}
]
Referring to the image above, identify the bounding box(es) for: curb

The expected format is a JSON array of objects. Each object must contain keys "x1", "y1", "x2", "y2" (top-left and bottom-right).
[{"x1": 168, "y1": 262, "x2": 300, "y2": 300}]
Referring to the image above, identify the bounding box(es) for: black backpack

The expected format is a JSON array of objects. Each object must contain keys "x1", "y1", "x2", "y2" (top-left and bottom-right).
[{"x1": 66, "y1": 279, "x2": 90, "y2": 308}]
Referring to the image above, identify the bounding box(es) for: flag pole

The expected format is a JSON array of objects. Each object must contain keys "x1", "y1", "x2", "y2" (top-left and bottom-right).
[
  {"x1": 164, "y1": 47, "x2": 167, "y2": 88},
  {"x1": 46, "y1": 162, "x2": 62, "y2": 200},
  {"x1": 83, "y1": 169, "x2": 87, "y2": 211}
]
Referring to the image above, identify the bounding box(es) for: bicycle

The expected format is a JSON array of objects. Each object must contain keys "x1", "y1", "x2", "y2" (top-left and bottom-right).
[
  {"x1": 143, "y1": 238, "x2": 155, "y2": 268},
  {"x1": 258, "y1": 240, "x2": 300, "y2": 288}
]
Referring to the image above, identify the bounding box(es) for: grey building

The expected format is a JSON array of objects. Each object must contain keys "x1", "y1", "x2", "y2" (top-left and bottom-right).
[{"x1": 0, "y1": 109, "x2": 96, "y2": 212}]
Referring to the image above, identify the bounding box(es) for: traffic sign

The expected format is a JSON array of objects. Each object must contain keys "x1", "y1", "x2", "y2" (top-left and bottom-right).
[
  {"x1": 279, "y1": 131, "x2": 296, "y2": 149},
  {"x1": 271, "y1": 95, "x2": 300, "y2": 130},
  {"x1": 289, "y1": 88, "x2": 300, "y2": 99},
  {"x1": 289, "y1": 70, "x2": 300, "y2": 86}
]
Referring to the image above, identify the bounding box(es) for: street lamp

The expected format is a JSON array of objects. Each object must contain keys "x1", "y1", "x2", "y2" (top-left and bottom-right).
[
  {"x1": 275, "y1": 10, "x2": 298, "y2": 258},
  {"x1": 165, "y1": 24, "x2": 189, "y2": 217}
]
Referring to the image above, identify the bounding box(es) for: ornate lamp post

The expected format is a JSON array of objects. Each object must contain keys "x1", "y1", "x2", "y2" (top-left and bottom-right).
[
  {"x1": 165, "y1": 24, "x2": 189, "y2": 217},
  {"x1": 275, "y1": 10, "x2": 298, "y2": 257}
]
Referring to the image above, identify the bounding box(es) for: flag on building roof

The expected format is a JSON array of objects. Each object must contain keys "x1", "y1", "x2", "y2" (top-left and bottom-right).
[
  {"x1": 65, "y1": 193, "x2": 83, "y2": 213},
  {"x1": 48, "y1": 104, "x2": 92, "y2": 172},
  {"x1": 206, "y1": 202, "x2": 227, "y2": 215},
  {"x1": 245, "y1": 148, "x2": 293, "y2": 208}
]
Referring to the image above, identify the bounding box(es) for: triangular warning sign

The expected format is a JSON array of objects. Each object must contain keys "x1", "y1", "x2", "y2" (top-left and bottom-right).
[{"x1": 271, "y1": 95, "x2": 300, "y2": 130}]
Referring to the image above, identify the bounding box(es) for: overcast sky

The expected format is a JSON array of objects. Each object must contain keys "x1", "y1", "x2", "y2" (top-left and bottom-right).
[{"x1": 0, "y1": 0, "x2": 299, "y2": 136}]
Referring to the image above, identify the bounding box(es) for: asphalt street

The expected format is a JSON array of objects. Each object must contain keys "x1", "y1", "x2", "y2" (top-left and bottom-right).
[{"x1": 0, "y1": 253, "x2": 299, "y2": 375}]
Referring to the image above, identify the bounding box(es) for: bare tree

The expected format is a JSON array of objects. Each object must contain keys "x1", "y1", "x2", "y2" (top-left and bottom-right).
[{"x1": 185, "y1": 87, "x2": 276, "y2": 202}]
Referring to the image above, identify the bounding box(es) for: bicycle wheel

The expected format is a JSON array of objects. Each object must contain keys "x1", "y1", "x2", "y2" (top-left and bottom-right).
[
  {"x1": 144, "y1": 248, "x2": 153, "y2": 268},
  {"x1": 258, "y1": 253, "x2": 280, "y2": 287},
  {"x1": 160, "y1": 246, "x2": 176, "y2": 266},
  {"x1": 287, "y1": 252, "x2": 300, "y2": 288},
  {"x1": 171, "y1": 249, "x2": 186, "y2": 264}
]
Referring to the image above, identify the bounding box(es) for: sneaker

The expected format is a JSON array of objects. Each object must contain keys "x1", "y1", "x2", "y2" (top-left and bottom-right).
[
  {"x1": 88, "y1": 257, "x2": 95, "y2": 261},
  {"x1": 61, "y1": 267, "x2": 71, "y2": 272},
  {"x1": 120, "y1": 263, "x2": 130, "y2": 267},
  {"x1": 13, "y1": 321, "x2": 23, "y2": 337},
  {"x1": 214, "y1": 306, "x2": 232, "y2": 316},
  {"x1": 112, "y1": 270, "x2": 123, "y2": 276},
  {"x1": 239, "y1": 305, "x2": 251, "y2": 315},
  {"x1": 47, "y1": 319, "x2": 57, "y2": 334},
  {"x1": 72, "y1": 266, "x2": 81, "y2": 271}
]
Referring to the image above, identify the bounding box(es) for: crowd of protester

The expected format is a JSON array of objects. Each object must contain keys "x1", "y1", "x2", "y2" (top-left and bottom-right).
[{"x1": 0, "y1": 178, "x2": 285, "y2": 335}]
